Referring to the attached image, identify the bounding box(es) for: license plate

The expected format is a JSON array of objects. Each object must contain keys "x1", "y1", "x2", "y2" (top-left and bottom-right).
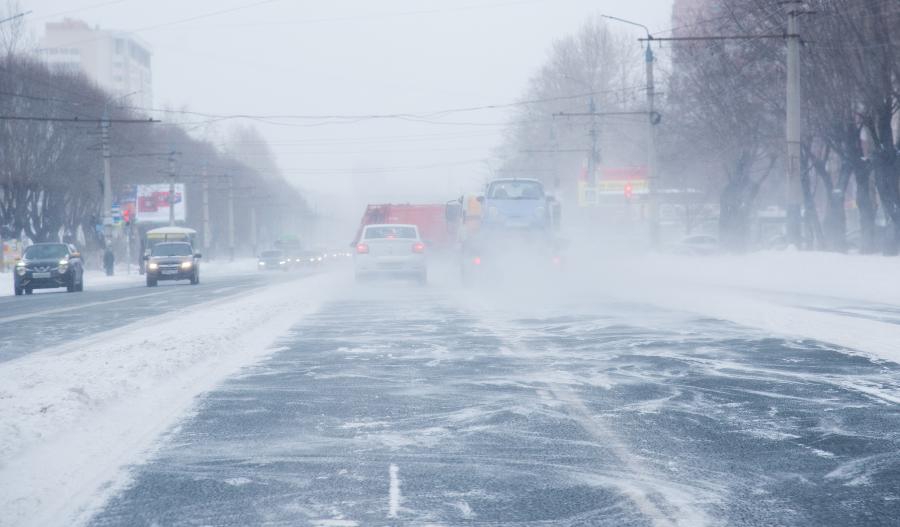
[
  {"x1": 32, "y1": 272, "x2": 50, "y2": 278},
  {"x1": 162, "y1": 270, "x2": 178, "y2": 275}
]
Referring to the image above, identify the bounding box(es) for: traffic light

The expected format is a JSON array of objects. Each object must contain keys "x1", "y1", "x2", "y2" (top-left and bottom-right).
[
  {"x1": 122, "y1": 208, "x2": 131, "y2": 225},
  {"x1": 624, "y1": 183, "x2": 633, "y2": 200}
]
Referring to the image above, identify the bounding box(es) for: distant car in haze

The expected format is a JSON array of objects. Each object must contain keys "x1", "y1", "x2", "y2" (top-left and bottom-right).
[
  {"x1": 145, "y1": 242, "x2": 201, "y2": 286},
  {"x1": 354, "y1": 224, "x2": 427, "y2": 284},
  {"x1": 258, "y1": 250, "x2": 289, "y2": 271},
  {"x1": 13, "y1": 242, "x2": 84, "y2": 295}
]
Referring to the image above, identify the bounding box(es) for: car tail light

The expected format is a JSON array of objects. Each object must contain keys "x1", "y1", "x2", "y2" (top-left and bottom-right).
[
  {"x1": 356, "y1": 243, "x2": 369, "y2": 254},
  {"x1": 472, "y1": 256, "x2": 482, "y2": 265},
  {"x1": 412, "y1": 242, "x2": 425, "y2": 253}
]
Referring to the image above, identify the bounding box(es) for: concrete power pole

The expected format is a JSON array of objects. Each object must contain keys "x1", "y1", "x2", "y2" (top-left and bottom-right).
[
  {"x1": 202, "y1": 162, "x2": 211, "y2": 256},
  {"x1": 785, "y1": 2, "x2": 805, "y2": 247},
  {"x1": 227, "y1": 175, "x2": 235, "y2": 262},
  {"x1": 101, "y1": 112, "x2": 112, "y2": 240},
  {"x1": 588, "y1": 96, "x2": 599, "y2": 193},
  {"x1": 167, "y1": 150, "x2": 176, "y2": 227},
  {"x1": 249, "y1": 196, "x2": 258, "y2": 257},
  {"x1": 645, "y1": 43, "x2": 660, "y2": 248}
]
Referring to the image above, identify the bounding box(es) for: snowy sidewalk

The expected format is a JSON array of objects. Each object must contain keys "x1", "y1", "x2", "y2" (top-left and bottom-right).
[
  {"x1": 595, "y1": 251, "x2": 900, "y2": 365},
  {"x1": 0, "y1": 271, "x2": 339, "y2": 527}
]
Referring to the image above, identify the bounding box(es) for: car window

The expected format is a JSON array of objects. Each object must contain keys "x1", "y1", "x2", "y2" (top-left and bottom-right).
[
  {"x1": 488, "y1": 180, "x2": 544, "y2": 200},
  {"x1": 24, "y1": 244, "x2": 68, "y2": 260},
  {"x1": 261, "y1": 251, "x2": 282, "y2": 258},
  {"x1": 364, "y1": 226, "x2": 418, "y2": 239},
  {"x1": 151, "y1": 243, "x2": 193, "y2": 257}
]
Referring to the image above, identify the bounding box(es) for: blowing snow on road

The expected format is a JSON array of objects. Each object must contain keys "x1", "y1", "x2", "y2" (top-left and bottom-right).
[
  {"x1": 4, "y1": 0, "x2": 900, "y2": 525},
  {"x1": 2, "y1": 254, "x2": 900, "y2": 527}
]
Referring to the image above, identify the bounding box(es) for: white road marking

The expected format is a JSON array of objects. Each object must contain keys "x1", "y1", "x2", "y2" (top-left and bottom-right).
[
  {"x1": 0, "y1": 291, "x2": 168, "y2": 324},
  {"x1": 388, "y1": 463, "x2": 401, "y2": 518}
]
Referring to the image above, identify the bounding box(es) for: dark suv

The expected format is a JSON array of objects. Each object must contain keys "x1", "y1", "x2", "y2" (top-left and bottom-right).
[
  {"x1": 145, "y1": 242, "x2": 201, "y2": 287},
  {"x1": 14, "y1": 243, "x2": 84, "y2": 295}
]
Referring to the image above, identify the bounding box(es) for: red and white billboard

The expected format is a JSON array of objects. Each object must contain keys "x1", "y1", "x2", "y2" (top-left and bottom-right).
[{"x1": 136, "y1": 184, "x2": 186, "y2": 223}]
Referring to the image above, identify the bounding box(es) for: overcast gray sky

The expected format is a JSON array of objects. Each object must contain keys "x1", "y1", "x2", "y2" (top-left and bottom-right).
[{"x1": 22, "y1": 0, "x2": 674, "y2": 208}]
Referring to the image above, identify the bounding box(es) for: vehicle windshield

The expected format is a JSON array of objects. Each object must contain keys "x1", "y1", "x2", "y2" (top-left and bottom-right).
[
  {"x1": 151, "y1": 243, "x2": 193, "y2": 257},
  {"x1": 24, "y1": 244, "x2": 68, "y2": 260},
  {"x1": 487, "y1": 180, "x2": 544, "y2": 200},
  {"x1": 260, "y1": 250, "x2": 282, "y2": 258},
  {"x1": 364, "y1": 226, "x2": 418, "y2": 239}
]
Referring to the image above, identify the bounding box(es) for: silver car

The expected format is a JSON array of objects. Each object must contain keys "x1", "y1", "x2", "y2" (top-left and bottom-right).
[{"x1": 354, "y1": 224, "x2": 427, "y2": 284}]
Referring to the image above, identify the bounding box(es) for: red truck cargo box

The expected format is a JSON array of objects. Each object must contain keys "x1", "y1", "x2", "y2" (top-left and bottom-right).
[{"x1": 354, "y1": 204, "x2": 455, "y2": 248}]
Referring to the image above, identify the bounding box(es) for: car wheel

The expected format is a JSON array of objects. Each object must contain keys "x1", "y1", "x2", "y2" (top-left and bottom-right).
[
  {"x1": 77, "y1": 277, "x2": 84, "y2": 292},
  {"x1": 191, "y1": 272, "x2": 199, "y2": 285},
  {"x1": 25, "y1": 288, "x2": 33, "y2": 295},
  {"x1": 147, "y1": 278, "x2": 157, "y2": 287},
  {"x1": 67, "y1": 280, "x2": 76, "y2": 292},
  {"x1": 14, "y1": 286, "x2": 23, "y2": 296}
]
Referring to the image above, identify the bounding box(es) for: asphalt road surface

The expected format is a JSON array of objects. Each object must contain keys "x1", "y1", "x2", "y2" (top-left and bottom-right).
[
  {"x1": 83, "y1": 281, "x2": 900, "y2": 527},
  {"x1": 0, "y1": 270, "x2": 289, "y2": 363}
]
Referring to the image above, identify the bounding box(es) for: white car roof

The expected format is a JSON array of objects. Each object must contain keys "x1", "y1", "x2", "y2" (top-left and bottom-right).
[{"x1": 364, "y1": 224, "x2": 417, "y2": 230}]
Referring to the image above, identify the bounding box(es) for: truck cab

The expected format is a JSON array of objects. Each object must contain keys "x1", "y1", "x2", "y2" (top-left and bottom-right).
[{"x1": 480, "y1": 178, "x2": 558, "y2": 231}]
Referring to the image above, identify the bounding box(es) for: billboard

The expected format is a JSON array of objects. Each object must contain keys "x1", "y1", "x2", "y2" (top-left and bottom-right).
[{"x1": 136, "y1": 184, "x2": 186, "y2": 223}]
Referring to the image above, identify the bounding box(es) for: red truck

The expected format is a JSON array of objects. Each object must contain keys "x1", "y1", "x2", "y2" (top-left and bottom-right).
[{"x1": 354, "y1": 204, "x2": 458, "y2": 250}]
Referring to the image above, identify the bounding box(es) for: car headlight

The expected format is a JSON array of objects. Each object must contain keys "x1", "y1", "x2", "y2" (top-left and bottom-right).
[
  {"x1": 148, "y1": 262, "x2": 159, "y2": 271},
  {"x1": 279, "y1": 260, "x2": 286, "y2": 265},
  {"x1": 181, "y1": 261, "x2": 193, "y2": 270},
  {"x1": 258, "y1": 261, "x2": 266, "y2": 266},
  {"x1": 16, "y1": 262, "x2": 26, "y2": 276}
]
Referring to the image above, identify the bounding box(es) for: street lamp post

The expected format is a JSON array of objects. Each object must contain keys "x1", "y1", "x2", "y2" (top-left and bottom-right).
[{"x1": 602, "y1": 15, "x2": 661, "y2": 248}]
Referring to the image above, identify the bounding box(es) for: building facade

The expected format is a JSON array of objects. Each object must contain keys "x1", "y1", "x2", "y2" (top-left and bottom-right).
[{"x1": 37, "y1": 18, "x2": 153, "y2": 110}]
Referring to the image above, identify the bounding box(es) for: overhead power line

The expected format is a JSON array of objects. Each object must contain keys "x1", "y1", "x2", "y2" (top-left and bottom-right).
[{"x1": 0, "y1": 115, "x2": 159, "y2": 123}]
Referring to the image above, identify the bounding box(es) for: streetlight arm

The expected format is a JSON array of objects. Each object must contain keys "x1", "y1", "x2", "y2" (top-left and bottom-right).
[{"x1": 601, "y1": 14, "x2": 652, "y2": 39}]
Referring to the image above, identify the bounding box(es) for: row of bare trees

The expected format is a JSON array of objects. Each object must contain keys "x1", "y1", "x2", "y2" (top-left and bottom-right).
[
  {"x1": 498, "y1": 2, "x2": 899, "y2": 254},
  {"x1": 667, "y1": 0, "x2": 900, "y2": 253},
  {"x1": 0, "y1": 53, "x2": 306, "y2": 255}
]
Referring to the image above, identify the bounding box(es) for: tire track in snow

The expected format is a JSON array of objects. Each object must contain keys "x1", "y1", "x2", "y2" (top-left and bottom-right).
[{"x1": 461, "y1": 301, "x2": 718, "y2": 527}]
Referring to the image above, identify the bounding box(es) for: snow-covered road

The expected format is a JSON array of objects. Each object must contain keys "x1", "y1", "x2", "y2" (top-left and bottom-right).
[{"x1": 2, "y1": 255, "x2": 899, "y2": 526}]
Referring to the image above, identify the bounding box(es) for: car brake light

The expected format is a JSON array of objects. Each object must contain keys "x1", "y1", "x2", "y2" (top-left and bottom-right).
[
  {"x1": 412, "y1": 242, "x2": 425, "y2": 253},
  {"x1": 472, "y1": 256, "x2": 482, "y2": 265},
  {"x1": 356, "y1": 243, "x2": 369, "y2": 254}
]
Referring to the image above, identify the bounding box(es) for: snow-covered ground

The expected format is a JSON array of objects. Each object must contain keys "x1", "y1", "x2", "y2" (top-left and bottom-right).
[
  {"x1": 0, "y1": 271, "x2": 339, "y2": 527},
  {"x1": 593, "y1": 251, "x2": 900, "y2": 364},
  {"x1": 2, "y1": 250, "x2": 899, "y2": 526}
]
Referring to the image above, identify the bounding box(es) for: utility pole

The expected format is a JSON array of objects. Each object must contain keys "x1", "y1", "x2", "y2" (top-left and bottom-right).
[
  {"x1": 645, "y1": 41, "x2": 660, "y2": 248},
  {"x1": 785, "y1": 1, "x2": 804, "y2": 248},
  {"x1": 227, "y1": 174, "x2": 235, "y2": 262},
  {"x1": 588, "y1": 96, "x2": 599, "y2": 192},
  {"x1": 602, "y1": 14, "x2": 662, "y2": 248},
  {"x1": 249, "y1": 195, "x2": 258, "y2": 257},
  {"x1": 167, "y1": 149, "x2": 177, "y2": 226},
  {"x1": 202, "y1": 161, "x2": 211, "y2": 257},
  {"x1": 101, "y1": 110, "x2": 112, "y2": 240}
]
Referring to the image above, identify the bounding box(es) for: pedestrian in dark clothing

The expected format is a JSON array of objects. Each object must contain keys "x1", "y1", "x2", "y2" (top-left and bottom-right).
[{"x1": 103, "y1": 248, "x2": 115, "y2": 276}]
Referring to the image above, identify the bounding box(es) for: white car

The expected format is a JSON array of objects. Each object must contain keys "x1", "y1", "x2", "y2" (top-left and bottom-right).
[{"x1": 354, "y1": 224, "x2": 427, "y2": 284}]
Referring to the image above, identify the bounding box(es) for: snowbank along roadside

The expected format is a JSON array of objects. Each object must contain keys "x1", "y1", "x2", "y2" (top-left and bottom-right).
[{"x1": 0, "y1": 271, "x2": 340, "y2": 527}]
